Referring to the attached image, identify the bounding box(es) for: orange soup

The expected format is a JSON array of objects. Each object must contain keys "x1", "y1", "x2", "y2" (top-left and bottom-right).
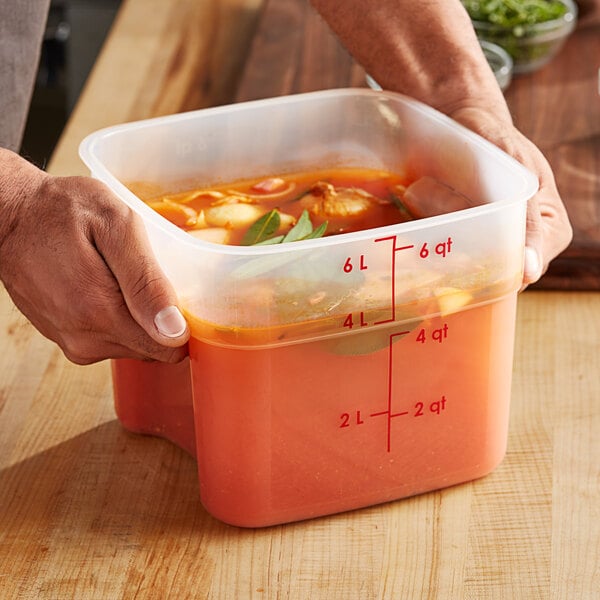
[
  {"x1": 132, "y1": 168, "x2": 416, "y2": 246},
  {"x1": 188, "y1": 297, "x2": 516, "y2": 527},
  {"x1": 114, "y1": 167, "x2": 517, "y2": 527}
]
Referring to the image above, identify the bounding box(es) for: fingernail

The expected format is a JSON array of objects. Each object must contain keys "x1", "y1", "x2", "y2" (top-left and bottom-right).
[
  {"x1": 154, "y1": 306, "x2": 187, "y2": 338},
  {"x1": 524, "y1": 246, "x2": 542, "y2": 282}
]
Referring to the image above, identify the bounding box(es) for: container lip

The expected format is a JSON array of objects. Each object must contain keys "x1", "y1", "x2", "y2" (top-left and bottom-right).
[{"x1": 79, "y1": 88, "x2": 539, "y2": 257}]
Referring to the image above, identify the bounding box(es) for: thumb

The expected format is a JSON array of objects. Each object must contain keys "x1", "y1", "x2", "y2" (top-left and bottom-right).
[
  {"x1": 97, "y1": 208, "x2": 190, "y2": 347},
  {"x1": 523, "y1": 193, "x2": 543, "y2": 286},
  {"x1": 151, "y1": 304, "x2": 189, "y2": 344},
  {"x1": 121, "y1": 256, "x2": 189, "y2": 347}
]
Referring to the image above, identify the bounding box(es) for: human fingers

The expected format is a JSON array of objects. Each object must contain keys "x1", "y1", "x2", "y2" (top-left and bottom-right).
[
  {"x1": 41, "y1": 175, "x2": 190, "y2": 363},
  {"x1": 448, "y1": 108, "x2": 572, "y2": 285},
  {"x1": 500, "y1": 132, "x2": 572, "y2": 285},
  {"x1": 86, "y1": 180, "x2": 190, "y2": 348},
  {"x1": 0, "y1": 154, "x2": 188, "y2": 364}
]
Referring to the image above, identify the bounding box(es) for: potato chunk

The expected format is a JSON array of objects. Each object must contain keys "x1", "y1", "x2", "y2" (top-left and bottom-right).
[
  {"x1": 204, "y1": 202, "x2": 264, "y2": 228},
  {"x1": 187, "y1": 227, "x2": 231, "y2": 244}
]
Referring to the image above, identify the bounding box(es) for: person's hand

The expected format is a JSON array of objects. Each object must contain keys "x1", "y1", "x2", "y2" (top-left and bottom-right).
[
  {"x1": 310, "y1": 0, "x2": 574, "y2": 286},
  {"x1": 445, "y1": 106, "x2": 573, "y2": 285},
  {"x1": 0, "y1": 149, "x2": 189, "y2": 365}
]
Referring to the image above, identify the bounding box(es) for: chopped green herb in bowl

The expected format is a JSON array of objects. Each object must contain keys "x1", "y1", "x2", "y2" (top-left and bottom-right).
[{"x1": 461, "y1": 0, "x2": 578, "y2": 73}]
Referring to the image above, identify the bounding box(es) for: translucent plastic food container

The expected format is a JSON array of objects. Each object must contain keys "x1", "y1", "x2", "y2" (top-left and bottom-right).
[{"x1": 79, "y1": 89, "x2": 537, "y2": 527}]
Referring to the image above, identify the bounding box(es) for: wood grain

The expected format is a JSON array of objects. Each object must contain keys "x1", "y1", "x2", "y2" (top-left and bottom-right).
[
  {"x1": 1, "y1": 286, "x2": 598, "y2": 599},
  {"x1": 48, "y1": 0, "x2": 265, "y2": 177},
  {"x1": 505, "y1": 21, "x2": 600, "y2": 289},
  {"x1": 235, "y1": 0, "x2": 365, "y2": 102},
  {"x1": 1, "y1": 0, "x2": 599, "y2": 598}
]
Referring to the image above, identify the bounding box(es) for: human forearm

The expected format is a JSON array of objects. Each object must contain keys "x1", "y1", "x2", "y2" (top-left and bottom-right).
[
  {"x1": 310, "y1": 0, "x2": 509, "y2": 120},
  {"x1": 311, "y1": 0, "x2": 572, "y2": 284}
]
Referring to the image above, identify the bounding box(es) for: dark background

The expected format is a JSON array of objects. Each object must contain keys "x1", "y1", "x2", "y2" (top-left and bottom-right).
[{"x1": 21, "y1": 0, "x2": 122, "y2": 167}]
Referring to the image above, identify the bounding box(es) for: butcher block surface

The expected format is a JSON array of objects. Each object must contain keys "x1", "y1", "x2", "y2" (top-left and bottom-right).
[{"x1": 0, "y1": 1, "x2": 598, "y2": 598}]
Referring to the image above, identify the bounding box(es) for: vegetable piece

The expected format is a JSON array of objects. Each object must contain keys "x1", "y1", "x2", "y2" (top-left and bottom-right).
[
  {"x1": 148, "y1": 200, "x2": 198, "y2": 227},
  {"x1": 282, "y1": 210, "x2": 313, "y2": 242},
  {"x1": 242, "y1": 209, "x2": 328, "y2": 246},
  {"x1": 187, "y1": 227, "x2": 231, "y2": 245},
  {"x1": 251, "y1": 178, "x2": 286, "y2": 192},
  {"x1": 396, "y1": 176, "x2": 474, "y2": 219},
  {"x1": 303, "y1": 222, "x2": 328, "y2": 240},
  {"x1": 434, "y1": 287, "x2": 473, "y2": 316},
  {"x1": 278, "y1": 212, "x2": 296, "y2": 230},
  {"x1": 389, "y1": 186, "x2": 414, "y2": 220},
  {"x1": 211, "y1": 194, "x2": 256, "y2": 206},
  {"x1": 461, "y1": 0, "x2": 568, "y2": 29},
  {"x1": 204, "y1": 202, "x2": 264, "y2": 229},
  {"x1": 254, "y1": 235, "x2": 286, "y2": 246},
  {"x1": 177, "y1": 190, "x2": 225, "y2": 204},
  {"x1": 241, "y1": 209, "x2": 281, "y2": 245}
]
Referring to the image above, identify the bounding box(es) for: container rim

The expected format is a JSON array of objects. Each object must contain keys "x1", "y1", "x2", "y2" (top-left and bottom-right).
[{"x1": 79, "y1": 88, "x2": 539, "y2": 257}]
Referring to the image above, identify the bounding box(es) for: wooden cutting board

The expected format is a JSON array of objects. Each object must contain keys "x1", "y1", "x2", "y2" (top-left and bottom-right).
[
  {"x1": 235, "y1": 0, "x2": 600, "y2": 290},
  {"x1": 506, "y1": 19, "x2": 600, "y2": 290}
]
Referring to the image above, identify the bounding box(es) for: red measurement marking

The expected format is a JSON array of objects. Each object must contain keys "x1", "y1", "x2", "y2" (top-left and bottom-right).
[
  {"x1": 419, "y1": 237, "x2": 453, "y2": 259},
  {"x1": 390, "y1": 410, "x2": 410, "y2": 418},
  {"x1": 342, "y1": 311, "x2": 370, "y2": 329},
  {"x1": 370, "y1": 410, "x2": 409, "y2": 418},
  {"x1": 372, "y1": 235, "x2": 414, "y2": 326},
  {"x1": 343, "y1": 254, "x2": 369, "y2": 274},
  {"x1": 368, "y1": 330, "x2": 411, "y2": 452}
]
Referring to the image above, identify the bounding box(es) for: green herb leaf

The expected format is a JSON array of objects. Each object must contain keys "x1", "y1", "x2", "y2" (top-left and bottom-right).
[
  {"x1": 324, "y1": 320, "x2": 420, "y2": 355},
  {"x1": 254, "y1": 235, "x2": 285, "y2": 246},
  {"x1": 303, "y1": 221, "x2": 328, "y2": 240},
  {"x1": 461, "y1": 0, "x2": 567, "y2": 28},
  {"x1": 282, "y1": 209, "x2": 313, "y2": 242},
  {"x1": 245, "y1": 209, "x2": 328, "y2": 246},
  {"x1": 241, "y1": 209, "x2": 281, "y2": 245}
]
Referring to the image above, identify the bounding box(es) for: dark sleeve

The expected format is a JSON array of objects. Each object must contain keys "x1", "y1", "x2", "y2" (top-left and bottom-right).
[{"x1": 0, "y1": 0, "x2": 51, "y2": 151}]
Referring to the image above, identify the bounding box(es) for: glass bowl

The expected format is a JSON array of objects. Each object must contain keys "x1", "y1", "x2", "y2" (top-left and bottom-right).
[
  {"x1": 480, "y1": 40, "x2": 513, "y2": 90},
  {"x1": 468, "y1": 0, "x2": 578, "y2": 73}
]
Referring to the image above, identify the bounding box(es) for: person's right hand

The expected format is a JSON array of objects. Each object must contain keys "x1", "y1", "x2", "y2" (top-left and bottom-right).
[{"x1": 0, "y1": 149, "x2": 189, "y2": 365}]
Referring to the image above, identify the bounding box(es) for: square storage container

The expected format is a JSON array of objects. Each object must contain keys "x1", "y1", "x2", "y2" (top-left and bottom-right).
[{"x1": 80, "y1": 89, "x2": 537, "y2": 527}]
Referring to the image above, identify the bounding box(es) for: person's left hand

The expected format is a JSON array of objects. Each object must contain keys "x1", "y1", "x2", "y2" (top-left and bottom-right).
[{"x1": 448, "y1": 106, "x2": 573, "y2": 286}]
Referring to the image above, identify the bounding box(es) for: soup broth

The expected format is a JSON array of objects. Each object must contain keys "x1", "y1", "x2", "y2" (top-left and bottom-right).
[
  {"x1": 115, "y1": 166, "x2": 518, "y2": 527},
  {"x1": 188, "y1": 296, "x2": 516, "y2": 527},
  {"x1": 132, "y1": 168, "x2": 418, "y2": 246}
]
